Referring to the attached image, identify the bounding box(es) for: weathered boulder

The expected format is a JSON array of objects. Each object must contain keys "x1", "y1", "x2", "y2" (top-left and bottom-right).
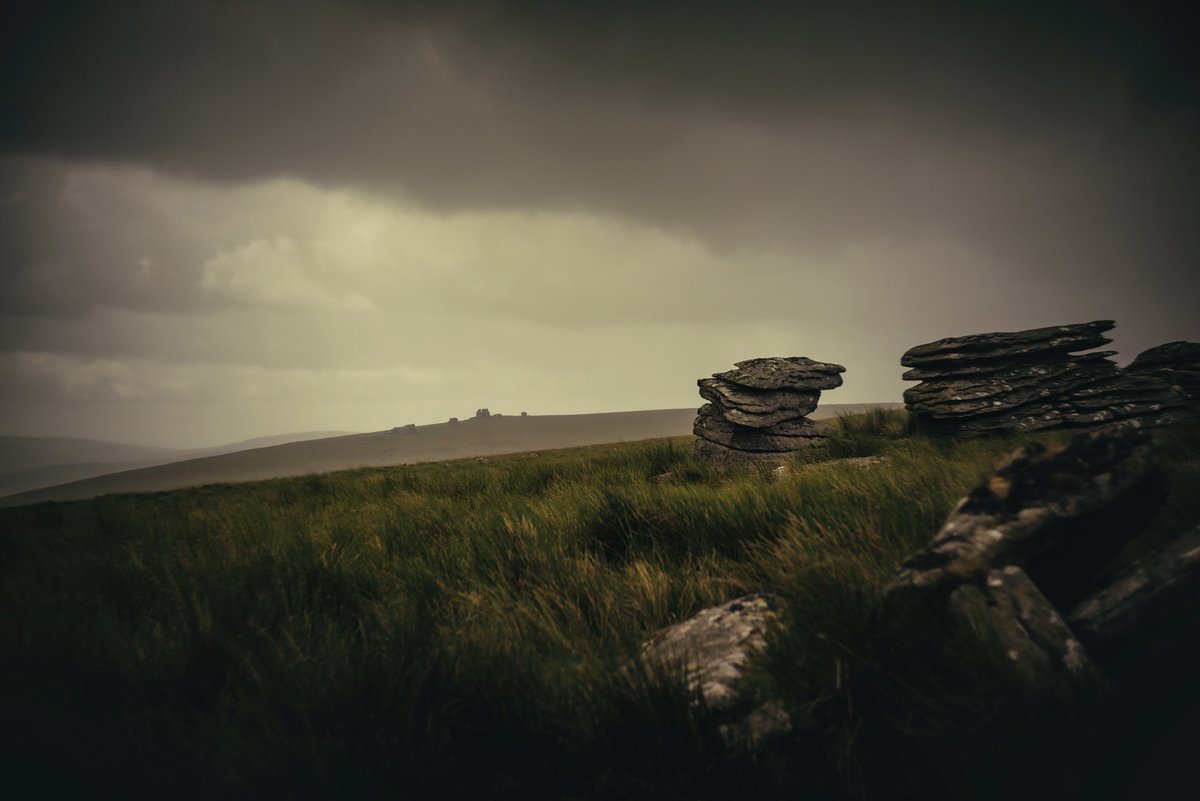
[
  {"x1": 693, "y1": 404, "x2": 831, "y2": 452},
  {"x1": 639, "y1": 593, "x2": 792, "y2": 747},
  {"x1": 1067, "y1": 525, "x2": 1200, "y2": 657},
  {"x1": 901, "y1": 320, "x2": 1114, "y2": 369}
]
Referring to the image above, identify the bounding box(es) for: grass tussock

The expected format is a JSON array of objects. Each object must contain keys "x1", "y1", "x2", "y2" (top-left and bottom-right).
[{"x1": 1, "y1": 410, "x2": 1197, "y2": 799}]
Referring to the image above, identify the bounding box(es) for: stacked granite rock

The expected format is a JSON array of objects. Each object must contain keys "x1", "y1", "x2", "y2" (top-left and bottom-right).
[
  {"x1": 693, "y1": 356, "x2": 844, "y2": 462},
  {"x1": 1124, "y1": 341, "x2": 1200, "y2": 403},
  {"x1": 901, "y1": 320, "x2": 1197, "y2": 436}
]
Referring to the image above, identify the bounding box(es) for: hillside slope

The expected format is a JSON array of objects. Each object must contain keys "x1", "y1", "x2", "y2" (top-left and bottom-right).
[{"x1": 0, "y1": 405, "x2": 898, "y2": 505}]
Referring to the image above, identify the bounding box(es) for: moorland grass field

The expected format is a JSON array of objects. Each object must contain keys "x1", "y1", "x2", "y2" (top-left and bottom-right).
[{"x1": 2, "y1": 410, "x2": 1198, "y2": 799}]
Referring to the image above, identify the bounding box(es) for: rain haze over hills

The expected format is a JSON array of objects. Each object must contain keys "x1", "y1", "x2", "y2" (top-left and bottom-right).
[{"x1": 1, "y1": 0, "x2": 1197, "y2": 450}]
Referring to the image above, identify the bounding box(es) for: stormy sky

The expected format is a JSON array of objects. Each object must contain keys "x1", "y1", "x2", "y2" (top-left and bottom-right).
[{"x1": 2, "y1": 0, "x2": 1197, "y2": 448}]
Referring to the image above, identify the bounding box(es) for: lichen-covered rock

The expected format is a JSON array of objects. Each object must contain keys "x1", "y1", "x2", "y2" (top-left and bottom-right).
[
  {"x1": 901, "y1": 322, "x2": 1197, "y2": 436},
  {"x1": 1067, "y1": 525, "x2": 1200, "y2": 656},
  {"x1": 698, "y1": 378, "x2": 819, "y2": 427},
  {"x1": 884, "y1": 426, "x2": 1162, "y2": 607},
  {"x1": 901, "y1": 351, "x2": 1119, "y2": 381},
  {"x1": 1125, "y1": 341, "x2": 1200, "y2": 400},
  {"x1": 902, "y1": 354, "x2": 1119, "y2": 418},
  {"x1": 901, "y1": 320, "x2": 1114, "y2": 369},
  {"x1": 639, "y1": 593, "x2": 791, "y2": 746},
  {"x1": 714, "y1": 357, "x2": 845, "y2": 391},
  {"x1": 693, "y1": 437, "x2": 797, "y2": 466}
]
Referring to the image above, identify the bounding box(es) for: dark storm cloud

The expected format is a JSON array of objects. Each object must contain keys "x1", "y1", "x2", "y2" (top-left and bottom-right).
[
  {"x1": 4, "y1": 0, "x2": 1196, "y2": 317},
  {"x1": 3, "y1": 0, "x2": 1196, "y2": 196},
  {"x1": 1, "y1": 0, "x2": 1196, "y2": 264}
]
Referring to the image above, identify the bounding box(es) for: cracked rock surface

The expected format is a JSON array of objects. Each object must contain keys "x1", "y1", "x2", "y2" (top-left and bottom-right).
[
  {"x1": 639, "y1": 593, "x2": 791, "y2": 747},
  {"x1": 901, "y1": 321, "x2": 1197, "y2": 436},
  {"x1": 948, "y1": 566, "x2": 1101, "y2": 697},
  {"x1": 876, "y1": 426, "x2": 1182, "y2": 701},
  {"x1": 1067, "y1": 525, "x2": 1200, "y2": 656},
  {"x1": 884, "y1": 426, "x2": 1162, "y2": 604}
]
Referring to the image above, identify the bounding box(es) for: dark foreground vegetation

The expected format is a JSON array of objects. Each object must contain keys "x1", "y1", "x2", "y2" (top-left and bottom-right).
[{"x1": 2, "y1": 410, "x2": 1198, "y2": 799}]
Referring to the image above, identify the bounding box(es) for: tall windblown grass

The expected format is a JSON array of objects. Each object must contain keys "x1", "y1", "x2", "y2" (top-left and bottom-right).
[{"x1": 1, "y1": 411, "x2": 1197, "y2": 799}]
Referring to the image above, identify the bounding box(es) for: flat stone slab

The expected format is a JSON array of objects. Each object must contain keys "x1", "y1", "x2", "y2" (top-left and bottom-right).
[
  {"x1": 639, "y1": 593, "x2": 791, "y2": 746},
  {"x1": 901, "y1": 320, "x2": 1114, "y2": 369},
  {"x1": 713, "y1": 356, "x2": 845, "y2": 391},
  {"x1": 903, "y1": 354, "x2": 1120, "y2": 418},
  {"x1": 698, "y1": 378, "x2": 820, "y2": 418},
  {"x1": 693, "y1": 404, "x2": 830, "y2": 451},
  {"x1": 902, "y1": 351, "x2": 1118, "y2": 382},
  {"x1": 694, "y1": 438, "x2": 801, "y2": 466}
]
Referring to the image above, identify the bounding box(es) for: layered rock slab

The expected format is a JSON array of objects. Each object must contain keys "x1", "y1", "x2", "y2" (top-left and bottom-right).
[
  {"x1": 901, "y1": 321, "x2": 1196, "y2": 436},
  {"x1": 901, "y1": 320, "x2": 1114, "y2": 369},
  {"x1": 698, "y1": 379, "x2": 820, "y2": 427},
  {"x1": 714, "y1": 356, "x2": 845, "y2": 391},
  {"x1": 693, "y1": 404, "x2": 831, "y2": 452}
]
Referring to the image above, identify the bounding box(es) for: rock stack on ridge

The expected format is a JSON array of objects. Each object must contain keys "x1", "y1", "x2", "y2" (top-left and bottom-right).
[
  {"x1": 901, "y1": 321, "x2": 1196, "y2": 436},
  {"x1": 693, "y1": 357, "x2": 845, "y2": 463}
]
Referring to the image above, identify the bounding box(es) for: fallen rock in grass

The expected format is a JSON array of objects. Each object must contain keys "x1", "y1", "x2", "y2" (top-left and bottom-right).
[
  {"x1": 1067, "y1": 525, "x2": 1200, "y2": 657},
  {"x1": 884, "y1": 425, "x2": 1162, "y2": 607},
  {"x1": 876, "y1": 425, "x2": 1168, "y2": 701},
  {"x1": 639, "y1": 593, "x2": 791, "y2": 747},
  {"x1": 948, "y1": 566, "x2": 1101, "y2": 697}
]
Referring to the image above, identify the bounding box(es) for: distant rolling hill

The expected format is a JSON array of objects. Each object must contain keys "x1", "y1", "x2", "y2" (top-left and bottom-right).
[
  {"x1": 0, "y1": 436, "x2": 178, "y2": 475},
  {"x1": 0, "y1": 405, "x2": 900, "y2": 506},
  {"x1": 0, "y1": 431, "x2": 352, "y2": 499}
]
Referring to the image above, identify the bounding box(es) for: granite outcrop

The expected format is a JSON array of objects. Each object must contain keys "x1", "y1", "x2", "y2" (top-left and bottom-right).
[
  {"x1": 693, "y1": 357, "x2": 844, "y2": 463},
  {"x1": 901, "y1": 321, "x2": 1197, "y2": 436}
]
